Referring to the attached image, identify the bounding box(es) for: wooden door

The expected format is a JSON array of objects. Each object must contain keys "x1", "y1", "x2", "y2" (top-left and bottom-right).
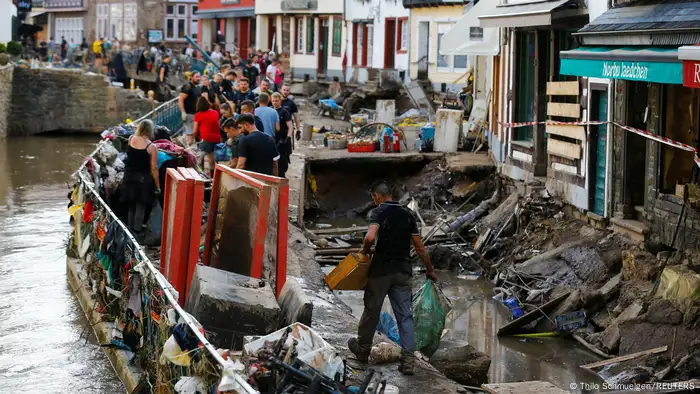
[
  {"x1": 318, "y1": 18, "x2": 328, "y2": 74},
  {"x1": 238, "y1": 17, "x2": 250, "y2": 60},
  {"x1": 591, "y1": 89, "x2": 608, "y2": 216},
  {"x1": 384, "y1": 19, "x2": 396, "y2": 69}
]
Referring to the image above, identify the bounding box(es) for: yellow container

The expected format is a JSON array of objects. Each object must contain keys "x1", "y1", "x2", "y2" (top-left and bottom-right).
[{"x1": 324, "y1": 253, "x2": 371, "y2": 290}]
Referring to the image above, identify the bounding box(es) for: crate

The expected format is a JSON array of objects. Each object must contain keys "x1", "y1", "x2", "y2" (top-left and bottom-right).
[
  {"x1": 348, "y1": 143, "x2": 376, "y2": 153},
  {"x1": 327, "y1": 139, "x2": 347, "y2": 150}
]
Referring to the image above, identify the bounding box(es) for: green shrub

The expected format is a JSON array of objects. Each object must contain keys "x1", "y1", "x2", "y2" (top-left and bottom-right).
[
  {"x1": 6, "y1": 42, "x2": 22, "y2": 56},
  {"x1": 0, "y1": 43, "x2": 6, "y2": 54}
]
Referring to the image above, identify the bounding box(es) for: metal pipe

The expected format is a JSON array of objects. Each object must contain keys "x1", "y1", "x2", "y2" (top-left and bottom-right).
[
  {"x1": 185, "y1": 34, "x2": 221, "y2": 70},
  {"x1": 76, "y1": 170, "x2": 257, "y2": 394}
]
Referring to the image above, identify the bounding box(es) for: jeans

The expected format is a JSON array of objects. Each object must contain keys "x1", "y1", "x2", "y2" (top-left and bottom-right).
[{"x1": 358, "y1": 272, "x2": 414, "y2": 353}]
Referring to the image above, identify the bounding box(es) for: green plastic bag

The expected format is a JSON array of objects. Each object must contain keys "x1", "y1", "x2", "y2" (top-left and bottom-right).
[{"x1": 412, "y1": 280, "x2": 452, "y2": 357}]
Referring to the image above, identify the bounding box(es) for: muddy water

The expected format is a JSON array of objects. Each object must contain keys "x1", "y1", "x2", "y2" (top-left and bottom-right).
[
  {"x1": 333, "y1": 270, "x2": 604, "y2": 393},
  {"x1": 0, "y1": 136, "x2": 124, "y2": 393}
]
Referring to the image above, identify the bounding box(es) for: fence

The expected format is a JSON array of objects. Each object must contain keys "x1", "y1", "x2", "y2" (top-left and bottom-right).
[{"x1": 71, "y1": 103, "x2": 256, "y2": 393}]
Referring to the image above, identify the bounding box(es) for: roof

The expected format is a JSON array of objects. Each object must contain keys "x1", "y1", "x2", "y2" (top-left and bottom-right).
[{"x1": 579, "y1": 0, "x2": 700, "y2": 35}]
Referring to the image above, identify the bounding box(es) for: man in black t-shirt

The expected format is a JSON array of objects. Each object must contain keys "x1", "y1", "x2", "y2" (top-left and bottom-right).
[
  {"x1": 231, "y1": 77, "x2": 257, "y2": 113},
  {"x1": 271, "y1": 92, "x2": 292, "y2": 177},
  {"x1": 240, "y1": 100, "x2": 266, "y2": 134},
  {"x1": 156, "y1": 54, "x2": 171, "y2": 101},
  {"x1": 243, "y1": 56, "x2": 260, "y2": 89},
  {"x1": 347, "y1": 182, "x2": 436, "y2": 376},
  {"x1": 235, "y1": 114, "x2": 280, "y2": 176},
  {"x1": 179, "y1": 72, "x2": 202, "y2": 144},
  {"x1": 280, "y1": 84, "x2": 300, "y2": 138}
]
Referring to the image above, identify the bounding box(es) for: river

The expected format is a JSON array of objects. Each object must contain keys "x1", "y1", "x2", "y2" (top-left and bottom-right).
[{"x1": 0, "y1": 136, "x2": 124, "y2": 393}]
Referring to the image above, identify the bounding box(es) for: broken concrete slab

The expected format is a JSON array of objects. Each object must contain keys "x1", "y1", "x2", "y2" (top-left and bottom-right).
[
  {"x1": 480, "y1": 193, "x2": 519, "y2": 232},
  {"x1": 645, "y1": 299, "x2": 683, "y2": 325},
  {"x1": 599, "y1": 323, "x2": 621, "y2": 354},
  {"x1": 619, "y1": 321, "x2": 695, "y2": 355},
  {"x1": 429, "y1": 344, "x2": 491, "y2": 387},
  {"x1": 185, "y1": 265, "x2": 281, "y2": 349},
  {"x1": 622, "y1": 249, "x2": 660, "y2": 281},
  {"x1": 278, "y1": 277, "x2": 313, "y2": 326}
]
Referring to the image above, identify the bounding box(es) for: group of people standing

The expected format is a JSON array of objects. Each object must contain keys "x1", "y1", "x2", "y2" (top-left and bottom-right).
[{"x1": 177, "y1": 68, "x2": 300, "y2": 179}]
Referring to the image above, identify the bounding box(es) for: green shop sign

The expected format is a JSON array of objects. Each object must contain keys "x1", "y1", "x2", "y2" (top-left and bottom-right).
[{"x1": 560, "y1": 58, "x2": 683, "y2": 84}]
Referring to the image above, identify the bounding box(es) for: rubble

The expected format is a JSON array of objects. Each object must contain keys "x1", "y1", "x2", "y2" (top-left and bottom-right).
[{"x1": 429, "y1": 344, "x2": 491, "y2": 387}]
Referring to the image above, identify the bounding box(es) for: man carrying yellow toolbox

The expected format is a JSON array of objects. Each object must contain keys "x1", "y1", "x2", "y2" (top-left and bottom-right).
[{"x1": 348, "y1": 181, "x2": 437, "y2": 375}]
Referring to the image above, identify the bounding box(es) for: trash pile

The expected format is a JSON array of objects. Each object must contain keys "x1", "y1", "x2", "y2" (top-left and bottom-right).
[{"x1": 452, "y1": 184, "x2": 700, "y2": 386}]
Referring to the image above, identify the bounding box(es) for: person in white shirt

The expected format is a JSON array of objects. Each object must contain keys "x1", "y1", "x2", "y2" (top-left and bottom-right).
[
  {"x1": 211, "y1": 45, "x2": 224, "y2": 63},
  {"x1": 266, "y1": 56, "x2": 277, "y2": 87},
  {"x1": 185, "y1": 44, "x2": 194, "y2": 57}
]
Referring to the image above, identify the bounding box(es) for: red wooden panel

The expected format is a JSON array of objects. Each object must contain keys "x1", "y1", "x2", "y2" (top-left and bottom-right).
[{"x1": 161, "y1": 168, "x2": 190, "y2": 306}]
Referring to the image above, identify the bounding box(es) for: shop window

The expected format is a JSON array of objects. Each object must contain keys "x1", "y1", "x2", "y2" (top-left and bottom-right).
[
  {"x1": 295, "y1": 17, "x2": 304, "y2": 53},
  {"x1": 454, "y1": 55, "x2": 467, "y2": 72},
  {"x1": 306, "y1": 17, "x2": 315, "y2": 53},
  {"x1": 661, "y1": 85, "x2": 699, "y2": 193},
  {"x1": 332, "y1": 18, "x2": 342, "y2": 56}
]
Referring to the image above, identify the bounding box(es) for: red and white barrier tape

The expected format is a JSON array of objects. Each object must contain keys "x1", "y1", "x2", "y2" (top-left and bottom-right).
[{"x1": 497, "y1": 119, "x2": 700, "y2": 168}]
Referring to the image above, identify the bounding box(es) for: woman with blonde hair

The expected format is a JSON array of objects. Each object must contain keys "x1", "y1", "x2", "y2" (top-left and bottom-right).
[{"x1": 120, "y1": 120, "x2": 161, "y2": 232}]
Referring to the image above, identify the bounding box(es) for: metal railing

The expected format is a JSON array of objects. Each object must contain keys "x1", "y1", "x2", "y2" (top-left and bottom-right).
[
  {"x1": 72, "y1": 101, "x2": 256, "y2": 394},
  {"x1": 133, "y1": 97, "x2": 184, "y2": 135}
]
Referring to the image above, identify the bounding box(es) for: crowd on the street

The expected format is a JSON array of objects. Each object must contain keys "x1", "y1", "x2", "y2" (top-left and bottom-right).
[{"x1": 174, "y1": 55, "x2": 299, "y2": 179}]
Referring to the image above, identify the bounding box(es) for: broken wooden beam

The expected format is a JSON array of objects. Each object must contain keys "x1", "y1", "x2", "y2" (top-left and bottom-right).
[
  {"x1": 497, "y1": 292, "x2": 570, "y2": 336},
  {"x1": 482, "y1": 381, "x2": 570, "y2": 394},
  {"x1": 580, "y1": 346, "x2": 668, "y2": 370},
  {"x1": 310, "y1": 226, "x2": 369, "y2": 235},
  {"x1": 572, "y1": 333, "x2": 613, "y2": 359}
]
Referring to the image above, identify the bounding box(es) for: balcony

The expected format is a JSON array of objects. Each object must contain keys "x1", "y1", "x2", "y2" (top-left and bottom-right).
[
  {"x1": 403, "y1": 0, "x2": 468, "y2": 8},
  {"x1": 44, "y1": 0, "x2": 84, "y2": 10}
]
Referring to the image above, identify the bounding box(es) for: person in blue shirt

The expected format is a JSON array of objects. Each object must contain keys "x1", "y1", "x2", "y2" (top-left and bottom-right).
[{"x1": 254, "y1": 93, "x2": 279, "y2": 138}]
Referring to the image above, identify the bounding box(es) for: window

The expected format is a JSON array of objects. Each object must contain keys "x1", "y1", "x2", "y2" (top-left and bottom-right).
[
  {"x1": 165, "y1": 3, "x2": 191, "y2": 41},
  {"x1": 367, "y1": 25, "x2": 373, "y2": 66},
  {"x1": 295, "y1": 17, "x2": 304, "y2": 53},
  {"x1": 454, "y1": 55, "x2": 467, "y2": 72},
  {"x1": 96, "y1": 4, "x2": 109, "y2": 39},
  {"x1": 191, "y1": 6, "x2": 198, "y2": 39},
  {"x1": 56, "y1": 17, "x2": 84, "y2": 44},
  {"x1": 437, "y1": 23, "x2": 452, "y2": 72},
  {"x1": 356, "y1": 23, "x2": 363, "y2": 66},
  {"x1": 397, "y1": 18, "x2": 408, "y2": 52},
  {"x1": 306, "y1": 17, "x2": 315, "y2": 53},
  {"x1": 332, "y1": 18, "x2": 341, "y2": 56},
  {"x1": 110, "y1": 4, "x2": 123, "y2": 40},
  {"x1": 123, "y1": 3, "x2": 137, "y2": 41}
]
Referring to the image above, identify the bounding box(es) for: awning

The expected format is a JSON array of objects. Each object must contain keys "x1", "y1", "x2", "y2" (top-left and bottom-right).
[
  {"x1": 440, "y1": 0, "x2": 499, "y2": 56},
  {"x1": 679, "y1": 45, "x2": 700, "y2": 61},
  {"x1": 478, "y1": 0, "x2": 570, "y2": 29},
  {"x1": 28, "y1": 11, "x2": 47, "y2": 19},
  {"x1": 195, "y1": 7, "x2": 254, "y2": 20},
  {"x1": 560, "y1": 46, "x2": 682, "y2": 84}
]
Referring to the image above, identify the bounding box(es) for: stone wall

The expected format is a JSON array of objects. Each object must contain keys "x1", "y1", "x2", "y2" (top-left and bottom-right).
[
  {"x1": 0, "y1": 66, "x2": 13, "y2": 138},
  {"x1": 648, "y1": 197, "x2": 700, "y2": 250},
  {"x1": 8, "y1": 68, "x2": 153, "y2": 136}
]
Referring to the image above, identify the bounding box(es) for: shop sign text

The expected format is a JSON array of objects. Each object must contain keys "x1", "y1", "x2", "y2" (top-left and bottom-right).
[{"x1": 602, "y1": 61, "x2": 649, "y2": 81}]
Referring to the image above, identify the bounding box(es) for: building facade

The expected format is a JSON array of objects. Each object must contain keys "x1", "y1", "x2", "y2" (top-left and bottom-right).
[
  {"x1": 404, "y1": 0, "x2": 470, "y2": 92},
  {"x1": 85, "y1": 0, "x2": 166, "y2": 48},
  {"x1": 558, "y1": 0, "x2": 700, "y2": 248},
  {"x1": 344, "y1": 0, "x2": 410, "y2": 86},
  {"x1": 45, "y1": 0, "x2": 88, "y2": 44},
  {"x1": 254, "y1": 0, "x2": 345, "y2": 82},
  {"x1": 197, "y1": 0, "x2": 255, "y2": 59},
  {"x1": 1, "y1": 0, "x2": 18, "y2": 43}
]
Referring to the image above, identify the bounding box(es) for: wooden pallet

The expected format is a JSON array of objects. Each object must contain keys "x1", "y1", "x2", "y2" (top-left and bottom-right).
[{"x1": 481, "y1": 381, "x2": 570, "y2": 394}]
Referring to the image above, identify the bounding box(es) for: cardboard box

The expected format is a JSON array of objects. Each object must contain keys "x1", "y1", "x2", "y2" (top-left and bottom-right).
[{"x1": 324, "y1": 253, "x2": 371, "y2": 290}]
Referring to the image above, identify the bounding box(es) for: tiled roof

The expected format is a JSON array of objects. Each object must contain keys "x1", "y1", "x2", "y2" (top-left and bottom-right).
[{"x1": 579, "y1": 0, "x2": 700, "y2": 34}]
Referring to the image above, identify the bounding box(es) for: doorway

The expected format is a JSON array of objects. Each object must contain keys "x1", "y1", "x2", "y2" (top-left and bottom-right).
[
  {"x1": 625, "y1": 81, "x2": 649, "y2": 214},
  {"x1": 417, "y1": 21, "x2": 429, "y2": 77},
  {"x1": 268, "y1": 16, "x2": 277, "y2": 52},
  {"x1": 515, "y1": 30, "x2": 536, "y2": 141},
  {"x1": 590, "y1": 88, "x2": 608, "y2": 217},
  {"x1": 318, "y1": 18, "x2": 329, "y2": 75},
  {"x1": 384, "y1": 19, "x2": 396, "y2": 69}
]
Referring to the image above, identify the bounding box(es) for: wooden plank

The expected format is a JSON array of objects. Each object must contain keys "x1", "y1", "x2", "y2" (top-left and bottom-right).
[
  {"x1": 482, "y1": 381, "x2": 570, "y2": 394},
  {"x1": 546, "y1": 124, "x2": 586, "y2": 140},
  {"x1": 547, "y1": 138, "x2": 581, "y2": 160},
  {"x1": 547, "y1": 102, "x2": 580, "y2": 118},
  {"x1": 546, "y1": 81, "x2": 579, "y2": 96},
  {"x1": 512, "y1": 150, "x2": 532, "y2": 163},
  {"x1": 312, "y1": 226, "x2": 368, "y2": 235},
  {"x1": 497, "y1": 292, "x2": 570, "y2": 336},
  {"x1": 551, "y1": 162, "x2": 578, "y2": 175},
  {"x1": 580, "y1": 346, "x2": 668, "y2": 370}
]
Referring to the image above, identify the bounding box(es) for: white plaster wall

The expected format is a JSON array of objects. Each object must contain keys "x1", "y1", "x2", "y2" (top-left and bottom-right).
[
  {"x1": 289, "y1": 15, "x2": 346, "y2": 77},
  {"x1": 255, "y1": 0, "x2": 343, "y2": 15},
  {"x1": 1, "y1": 0, "x2": 17, "y2": 43},
  {"x1": 344, "y1": 0, "x2": 409, "y2": 74},
  {"x1": 588, "y1": 0, "x2": 609, "y2": 22}
]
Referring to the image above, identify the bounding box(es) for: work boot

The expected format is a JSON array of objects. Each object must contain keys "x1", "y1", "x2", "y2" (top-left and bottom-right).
[
  {"x1": 398, "y1": 352, "x2": 415, "y2": 375},
  {"x1": 347, "y1": 338, "x2": 370, "y2": 362}
]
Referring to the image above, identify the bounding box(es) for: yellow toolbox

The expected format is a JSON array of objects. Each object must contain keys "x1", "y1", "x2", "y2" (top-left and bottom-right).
[{"x1": 324, "y1": 253, "x2": 371, "y2": 290}]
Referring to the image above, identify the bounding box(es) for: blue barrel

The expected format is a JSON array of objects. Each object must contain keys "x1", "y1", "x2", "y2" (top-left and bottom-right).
[{"x1": 420, "y1": 123, "x2": 435, "y2": 141}]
